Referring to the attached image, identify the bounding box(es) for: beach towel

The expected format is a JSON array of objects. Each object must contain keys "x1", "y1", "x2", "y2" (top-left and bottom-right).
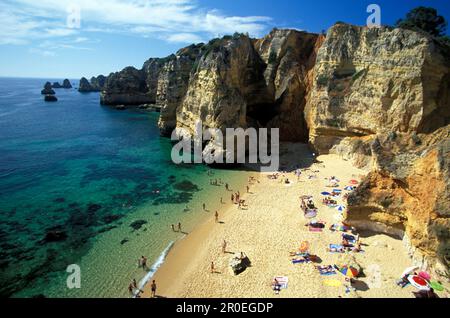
[
  {"x1": 292, "y1": 258, "x2": 310, "y2": 264},
  {"x1": 309, "y1": 226, "x2": 323, "y2": 232},
  {"x1": 273, "y1": 276, "x2": 288, "y2": 289},
  {"x1": 330, "y1": 223, "x2": 352, "y2": 232},
  {"x1": 328, "y1": 244, "x2": 345, "y2": 253},
  {"x1": 317, "y1": 265, "x2": 336, "y2": 276}
]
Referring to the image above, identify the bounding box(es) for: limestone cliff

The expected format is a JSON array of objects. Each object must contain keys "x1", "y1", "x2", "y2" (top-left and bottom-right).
[
  {"x1": 157, "y1": 44, "x2": 204, "y2": 135},
  {"x1": 255, "y1": 29, "x2": 324, "y2": 141},
  {"x1": 347, "y1": 126, "x2": 450, "y2": 279},
  {"x1": 176, "y1": 34, "x2": 268, "y2": 134},
  {"x1": 305, "y1": 23, "x2": 450, "y2": 154}
]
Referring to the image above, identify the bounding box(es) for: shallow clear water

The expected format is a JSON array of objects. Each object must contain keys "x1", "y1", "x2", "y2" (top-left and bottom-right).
[{"x1": 0, "y1": 78, "x2": 248, "y2": 297}]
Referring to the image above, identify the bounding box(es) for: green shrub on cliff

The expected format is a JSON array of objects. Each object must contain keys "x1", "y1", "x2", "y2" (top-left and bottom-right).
[{"x1": 396, "y1": 6, "x2": 447, "y2": 37}]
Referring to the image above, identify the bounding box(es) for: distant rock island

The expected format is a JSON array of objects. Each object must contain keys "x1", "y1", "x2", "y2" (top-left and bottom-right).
[
  {"x1": 79, "y1": 22, "x2": 450, "y2": 281},
  {"x1": 78, "y1": 75, "x2": 106, "y2": 92},
  {"x1": 41, "y1": 82, "x2": 55, "y2": 95}
]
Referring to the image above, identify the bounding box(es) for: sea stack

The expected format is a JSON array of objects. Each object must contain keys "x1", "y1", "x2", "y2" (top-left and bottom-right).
[
  {"x1": 62, "y1": 79, "x2": 72, "y2": 89},
  {"x1": 41, "y1": 82, "x2": 55, "y2": 95},
  {"x1": 52, "y1": 82, "x2": 62, "y2": 88}
]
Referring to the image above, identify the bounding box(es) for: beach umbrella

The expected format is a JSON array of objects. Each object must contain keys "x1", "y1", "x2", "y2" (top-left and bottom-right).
[
  {"x1": 429, "y1": 281, "x2": 444, "y2": 292},
  {"x1": 349, "y1": 179, "x2": 358, "y2": 185},
  {"x1": 339, "y1": 266, "x2": 359, "y2": 278},
  {"x1": 408, "y1": 275, "x2": 430, "y2": 291},
  {"x1": 344, "y1": 186, "x2": 354, "y2": 191},
  {"x1": 418, "y1": 271, "x2": 431, "y2": 281},
  {"x1": 321, "y1": 191, "x2": 331, "y2": 196},
  {"x1": 333, "y1": 189, "x2": 342, "y2": 193},
  {"x1": 300, "y1": 195, "x2": 312, "y2": 199},
  {"x1": 336, "y1": 205, "x2": 346, "y2": 212},
  {"x1": 401, "y1": 266, "x2": 420, "y2": 278}
]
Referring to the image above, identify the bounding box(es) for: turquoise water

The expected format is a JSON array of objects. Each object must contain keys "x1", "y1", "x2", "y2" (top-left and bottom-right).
[{"x1": 0, "y1": 78, "x2": 248, "y2": 297}]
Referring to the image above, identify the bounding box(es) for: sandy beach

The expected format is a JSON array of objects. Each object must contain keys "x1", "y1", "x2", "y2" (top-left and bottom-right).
[{"x1": 142, "y1": 143, "x2": 422, "y2": 298}]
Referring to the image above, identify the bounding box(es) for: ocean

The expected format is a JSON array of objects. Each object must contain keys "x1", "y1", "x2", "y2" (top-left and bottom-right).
[{"x1": 0, "y1": 77, "x2": 248, "y2": 297}]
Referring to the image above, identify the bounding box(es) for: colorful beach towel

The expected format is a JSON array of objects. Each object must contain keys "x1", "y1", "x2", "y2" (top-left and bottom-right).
[
  {"x1": 273, "y1": 276, "x2": 288, "y2": 289},
  {"x1": 328, "y1": 244, "x2": 345, "y2": 253},
  {"x1": 317, "y1": 265, "x2": 337, "y2": 276}
]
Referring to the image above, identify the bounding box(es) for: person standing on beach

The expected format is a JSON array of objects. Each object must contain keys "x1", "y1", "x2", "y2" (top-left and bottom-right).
[
  {"x1": 128, "y1": 283, "x2": 133, "y2": 295},
  {"x1": 231, "y1": 193, "x2": 234, "y2": 203},
  {"x1": 222, "y1": 240, "x2": 227, "y2": 253},
  {"x1": 141, "y1": 256, "x2": 147, "y2": 270},
  {"x1": 203, "y1": 203, "x2": 206, "y2": 211},
  {"x1": 151, "y1": 280, "x2": 157, "y2": 298},
  {"x1": 178, "y1": 222, "x2": 182, "y2": 232},
  {"x1": 220, "y1": 197, "x2": 223, "y2": 204},
  {"x1": 246, "y1": 185, "x2": 249, "y2": 193},
  {"x1": 210, "y1": 261, "x2": 215, "y2": 274},
  {"x1": 215, "y1": 211, "x2": 219, "y2": 223},
  {"x1": 225, "y1": 183, "x2": 229, "y2": 191},
  {"x1": 171, "y1": 224, "x2": 175, "y2": 232}
]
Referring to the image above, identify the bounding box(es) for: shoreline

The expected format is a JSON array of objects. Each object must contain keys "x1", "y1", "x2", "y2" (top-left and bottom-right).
[{"x1": 142, "y1": 143, "x2": 420, "y2": 298}]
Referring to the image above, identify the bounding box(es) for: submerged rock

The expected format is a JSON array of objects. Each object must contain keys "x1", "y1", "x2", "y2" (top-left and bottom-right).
[
  {"x1": 42, "y1": 230, "x2": 67, "y2": 243},
  {"x1": 130, "y1": 220, "x2": 147, "y2": 231},
  {"x1": 173, "y1": 180, "x2": 199, "y2": 192}
]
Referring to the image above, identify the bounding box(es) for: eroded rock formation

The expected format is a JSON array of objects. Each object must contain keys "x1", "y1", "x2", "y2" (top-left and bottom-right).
[
  {"x1": 347, "y1": 127, "x2": 450, "y2": 279},
  {"x1": 79, "y1": 75, "x2": 106, "y2": 92},
  {"x1": 305, "y1": 23, "x2": 450, "y2": 154}
]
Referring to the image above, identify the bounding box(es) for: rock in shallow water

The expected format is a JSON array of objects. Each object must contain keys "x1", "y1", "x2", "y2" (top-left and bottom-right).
[
  {"x1": 130, "y1": 220, "x2": 147, "y2": 231},
  {"x1": 44, "y1": 95, "x2": 57, "y2": 102}
]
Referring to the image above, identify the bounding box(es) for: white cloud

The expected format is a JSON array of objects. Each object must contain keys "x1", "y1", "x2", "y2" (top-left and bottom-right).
[
  {"x1": 166, "y1": 33, "x2": 204, "y2": 44},
  {"x1": 0, "y1": 0, "x2": 272, "y2": 46}
]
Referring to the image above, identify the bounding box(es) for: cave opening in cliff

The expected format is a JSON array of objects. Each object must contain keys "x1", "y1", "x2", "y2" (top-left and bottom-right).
[{"x1": 246, "y1": 102, "x2": 279, "y2": 127}]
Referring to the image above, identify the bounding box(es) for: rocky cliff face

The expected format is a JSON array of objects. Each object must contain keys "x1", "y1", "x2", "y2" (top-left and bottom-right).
[
  {"x1": 79, "y1": 75, "x2": 106, "y2": 92},
  {"x1": 255, "y1": 29, "x2": 324, "y2": 141},
  {"x1": 305, "y1": 23, "x2": 450, "y2": 154},
  {"x1": 347, "y1": 126, "x2": 449, "y2": 279},
  {"x1": 157, "y1": 45, "x2": 203, "y2": 135}
]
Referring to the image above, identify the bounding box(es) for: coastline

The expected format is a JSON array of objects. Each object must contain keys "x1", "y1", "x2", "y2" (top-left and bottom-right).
[{"x1": 142, "y1": 143, "x2": 417, "y2": 298}]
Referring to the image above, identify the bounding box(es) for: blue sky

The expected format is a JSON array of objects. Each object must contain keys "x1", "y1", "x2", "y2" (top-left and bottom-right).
[{"x1": 0, "y1": 0, "x2": 449, "y2": 79}]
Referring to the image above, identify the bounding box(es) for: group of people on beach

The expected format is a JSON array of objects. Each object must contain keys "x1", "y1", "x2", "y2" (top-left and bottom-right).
[{"x1": 171, "y1": 222, "x2": 183, "y2": 232}]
